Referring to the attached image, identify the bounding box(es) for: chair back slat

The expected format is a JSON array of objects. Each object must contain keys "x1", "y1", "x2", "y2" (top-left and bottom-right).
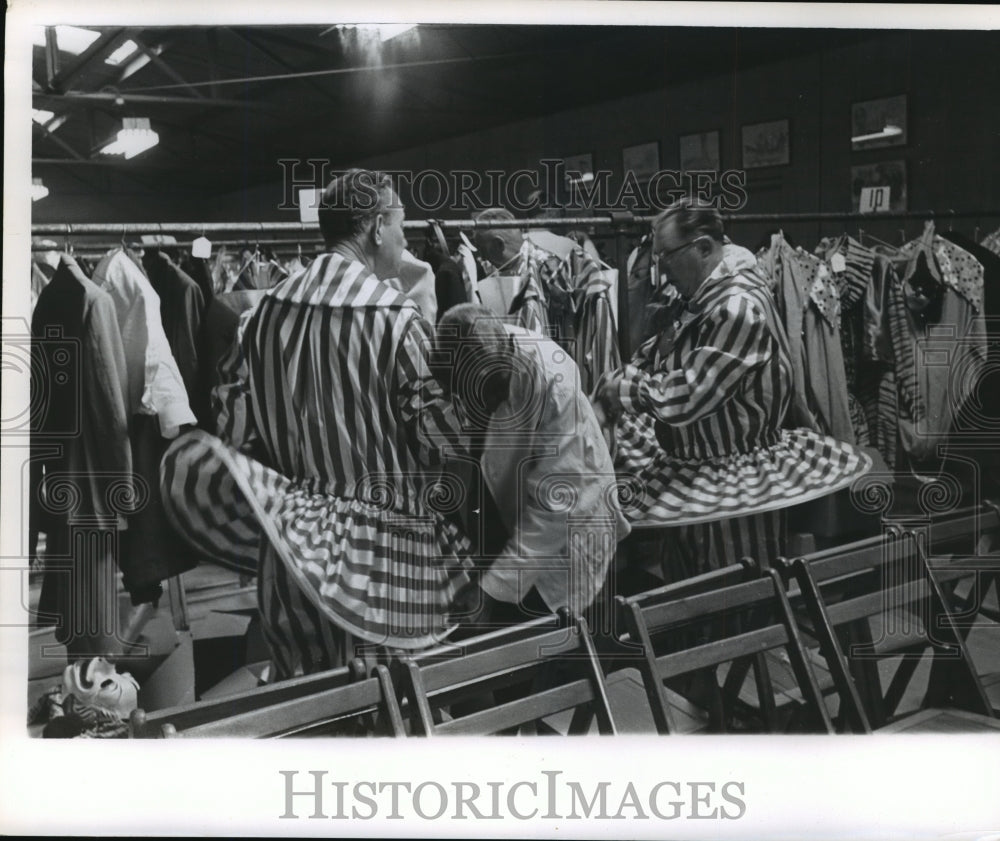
[
  {"x1": 172, "y1": 678, "x2": 384, "y2": 738},
  {"x1": 417, "y1": 627, "x2": 581, "y2": 695},
  {"x1": 632, "y1": 577, "x2": 776, "y2": 634},
  {"x1": 401, "y1": 613, "x2": 617, "y2": 736},
  {"x1": 131, "y1": 661, "x2": 403, "y2": 739},
  {"x1": 653, "y1": 625, "x2": 791, "y2": 677},
  {"x1": 130, "y1": 664, "x2": 354, "y2": 737},
  {"x1": 435, "y1": 678, "x2": 598, "y2": 736},
  {"x1": 622, "y1": 569, "x2": 833, "y2": 733},
  {"x1": 785, "y1": 509, "x2": 997, "y2": 731}
]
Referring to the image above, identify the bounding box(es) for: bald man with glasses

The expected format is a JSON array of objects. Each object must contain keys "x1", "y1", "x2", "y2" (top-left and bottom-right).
[{"x1": 595, "y1": 199, "x2": 869, "y2": 581}]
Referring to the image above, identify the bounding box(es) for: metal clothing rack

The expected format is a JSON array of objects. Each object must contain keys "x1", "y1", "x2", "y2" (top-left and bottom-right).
[{"x1": 31, "y1": 208, "x2": 1000, "y2": 360}]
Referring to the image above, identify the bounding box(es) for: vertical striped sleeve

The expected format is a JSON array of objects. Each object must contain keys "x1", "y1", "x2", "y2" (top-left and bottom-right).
[
  {"x1": 211, "y1": 307, "x2": 260, "y2": 452},
  {"x1": 394, "y1": 313, "x2": 471, "y2": 464}
]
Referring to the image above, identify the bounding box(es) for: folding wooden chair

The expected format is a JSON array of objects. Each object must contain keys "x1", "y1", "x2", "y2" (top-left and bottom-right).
[
  {"x1": 616, "y1": 566, "x2": 833, "y2": 734},
  {"x1": 780, "y1": 506, "x2": 1000, "y2": 733},
  {"x1": 130, "y1": 658, "x2": 404, "y2": 738},
  {"x1": 397, "y1": 610, "x2": 619, "y2": 736}
]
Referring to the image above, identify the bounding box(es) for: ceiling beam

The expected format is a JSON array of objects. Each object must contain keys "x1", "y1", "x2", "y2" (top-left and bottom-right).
[
  {"x1": 34, "y1": 90, "x2": 272, "y2": 109},
  {"x1": 47, "y1": 27, "x2": 132, "y2": 93},
  {"x1": 228, "y1": 27, "x2": 347, "y2": 110},
  {"x1": 132, "y1": 37, "x2": 206, "y2": 99},
  {"x1": 45, "y1": 27, "x2": 60, "y2": 89}
]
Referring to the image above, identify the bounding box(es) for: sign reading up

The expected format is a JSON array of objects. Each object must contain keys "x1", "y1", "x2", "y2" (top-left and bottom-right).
[{"x1": 859, "y1": 186, "x2": 892, "y2": 214}]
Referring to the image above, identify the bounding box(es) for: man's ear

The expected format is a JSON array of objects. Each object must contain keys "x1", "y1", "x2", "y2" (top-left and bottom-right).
[{"x1": 371, "y1": 213, "x2": 385, "y2": 247}]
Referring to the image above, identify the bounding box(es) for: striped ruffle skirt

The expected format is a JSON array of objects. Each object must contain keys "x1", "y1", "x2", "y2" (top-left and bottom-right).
[
  {"x1": 160, "y1": 430, "x2": 473, "y2": 649},
  {"x1": 613, "y1": 417, "x2": 873, "y2": 529}
]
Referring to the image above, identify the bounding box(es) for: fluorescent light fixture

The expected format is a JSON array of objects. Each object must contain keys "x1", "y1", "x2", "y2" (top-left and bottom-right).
[
  {"x1": 323, "y1": 23, "x2": 417, "y2": 41},
  {"x1": 851, "y1": 125, "x2": 903, "y2": 144},
  {"x1": 104, "y1": 39, "x2": 139, "y2": 66},
  {"x1": 32, "y1": 25, "x2": 102, "y2": 55},
  {"x1": 31, "y1": 178, "x2": 49, "y2": 202},
  {"x1": 100, "y1": 117, "x2": 160, "y2": 159},
  {"x1": 32, "y1": 108, "x2": 55, "y2": 125}
]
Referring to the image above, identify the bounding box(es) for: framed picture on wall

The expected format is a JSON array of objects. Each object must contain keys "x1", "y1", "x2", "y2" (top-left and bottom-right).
[
  {"x1": 679, "y1": 130, "x2": 720, "y2": 172},
  {"x1": 851, "y1": 94, "x2": 907, "y2": 150},
  {"x1": 741, "y1": 119, "x2": 790, "y2": 169},
  {"x1": 562, "y1": 152, "x2": 595, "y2": 185},
  {"x1": 851, "y1": 160, "x2": 907, "y2": 212},
  {"x1": 622, "y1": 141, "x2": 660, "y2": 182}
]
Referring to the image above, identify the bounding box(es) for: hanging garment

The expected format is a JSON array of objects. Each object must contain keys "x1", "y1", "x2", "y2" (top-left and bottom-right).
[
  {"x1": 611, "y1": 244, "x2": 870, "y2": 573},
  {"x1": 757, "y1": 234, "x2": 852, "y2": 440},
  {"x1": 942, "y1": 230, "x2": 1000, "y2": 495},
  {"x1": 817, "y1": 234, "x2": 876, "y2": 445},
  {"x1": 433, "y1": 256, "x2": 469, "y2": 321},
  {"x1": 31, "y1": 256, "x2": 132, "y2": 657},
  {"x1": 160, "y1": 254, "x2": 475, "y2": 674},
  {"x1": 454, "y1": 241, "x2": 480, "y2": 305},
  {"x1": 859, "y1": 255, "x2": 902, "y2": 467},
  {"x1": 141, "y1": 249, "x2": 205, "y2": 415},
  {"x1": 890, "y1": 230, "x2": 987, "y2": 464},
  {"x1": 180, "y1": 254, "x2": 216, "y2": 305},
  {"x1": 93, "y1": 249, "x2": 196, "y2": 439},
  {"x1": 624, "y1": 236, "x2": 662, "y2": 354},
  {"x1": 92, "y1": 249, "x2": 201, "y2": 605},
  {"x1": 475, "y1": 325, "x2": 628, "y2": 616},
  {"x1": 518, "y1": 233, "x2": 622, "y2": 395},
  {"x1": 31, "y1": 263, "x2": 50, "y2": 313},
  {"x1": 980, "y1": 227, "x2": 1000, "y2": 258},
  {"x1": 199, "y1": 289, "x2": 268, "y2": 421},
  {"x1": 508, "y1": 242, "x2": 549, "y2": 336}
]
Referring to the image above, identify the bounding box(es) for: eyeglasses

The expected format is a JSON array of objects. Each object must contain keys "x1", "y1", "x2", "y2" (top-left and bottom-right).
[{"x1": 654, "y1": 236, "x2": 704, "y2": 264}]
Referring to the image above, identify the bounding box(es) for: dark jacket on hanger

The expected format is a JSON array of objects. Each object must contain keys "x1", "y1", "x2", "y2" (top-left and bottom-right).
[
  {"x1": 181, "y1": 255, "x2": 216, "y2": 306},
  {"x1": 31, "y1": 256, "x2": 132, "y2": 656},
  {"x1": 142, "y1": 248, "x2": 206, "y2": 421},
  {"x1": 433, "y1": 256, "x2": 469, "y2": 321}
]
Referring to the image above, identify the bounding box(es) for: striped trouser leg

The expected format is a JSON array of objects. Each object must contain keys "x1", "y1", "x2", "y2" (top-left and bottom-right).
[
  {"x1": 662, "y1": 509, "x2": 787, "y2": 581},
  {"x1": 257, "y1": 542, "x2": 351, "y2": 680}
]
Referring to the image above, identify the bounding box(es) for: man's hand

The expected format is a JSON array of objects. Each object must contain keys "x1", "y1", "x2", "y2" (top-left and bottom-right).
[{"x1": 595, "y1": 376, "x2": 625, "y2": 418}]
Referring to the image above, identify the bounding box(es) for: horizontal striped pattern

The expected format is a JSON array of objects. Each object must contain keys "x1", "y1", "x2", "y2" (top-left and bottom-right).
[{"x1": 613, "y1": 245, "x2": 871, "y2": 533}]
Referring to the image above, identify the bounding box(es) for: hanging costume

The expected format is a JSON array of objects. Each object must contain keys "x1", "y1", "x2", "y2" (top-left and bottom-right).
[
  {"x1": 92, "y1": 249, "x2": 200, "y2": 605},
  {"x1": 31, "y1": 256, "x2": 133, "y2": 658}
]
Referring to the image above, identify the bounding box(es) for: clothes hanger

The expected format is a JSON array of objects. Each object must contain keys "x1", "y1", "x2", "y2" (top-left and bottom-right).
[{"x1": 859, "y1": 229, "x2": 901, "y2": 254}]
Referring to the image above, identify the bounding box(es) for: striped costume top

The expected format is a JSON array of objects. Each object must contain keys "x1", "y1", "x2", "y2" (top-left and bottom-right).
[
  {"x1": 608, "y1": 244, "x2": 870, "y2": 552},
  {"x1": 216, "y1": 252, "x2": 469, "y2": 515},
  {"x1": 615, "y1": 244, "x2": 794, "y2": 461},
  {"x1": 169, "y1": 253, "x2": 476, "y2": 648}
]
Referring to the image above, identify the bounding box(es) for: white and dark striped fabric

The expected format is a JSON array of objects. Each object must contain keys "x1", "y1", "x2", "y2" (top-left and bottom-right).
[
  {"x1": 612, "y1": 245, "x2": 871, "y2": 572},
  {"x1": 160, "y1": 254, "x2": 475, "y2": 657}
]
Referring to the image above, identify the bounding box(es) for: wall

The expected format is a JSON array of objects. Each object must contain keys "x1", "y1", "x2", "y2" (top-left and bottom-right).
[{"x1": 34, "y1": 30, "x2": 1000, "y2": 252}]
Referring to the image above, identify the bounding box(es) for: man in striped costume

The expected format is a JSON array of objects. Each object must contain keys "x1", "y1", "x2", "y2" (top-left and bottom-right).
[
  {"x1": 596, "y1": 200, "x2": 869, "y2": 579},
  {"x1": 162, "y1": 170, "x2": 477, "y2": 677}
]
